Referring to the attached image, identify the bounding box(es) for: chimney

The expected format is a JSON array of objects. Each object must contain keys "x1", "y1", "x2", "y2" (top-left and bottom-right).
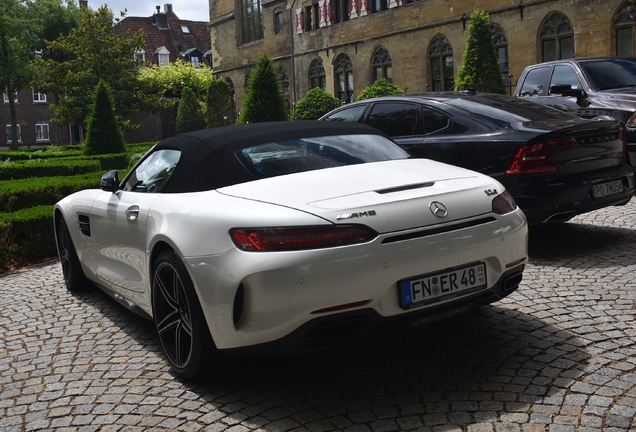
[
  {"x1": 164, "y1": 4, "x2": 173, "y2": 14},
  {"x1": 79, "y1": 0, "x2": 88, "y2": 8},
  {"x1": 156, "y1": 5, "x2": 160, "y2": 14}
]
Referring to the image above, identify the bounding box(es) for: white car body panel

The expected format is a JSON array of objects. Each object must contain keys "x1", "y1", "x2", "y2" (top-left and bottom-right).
[{"x1": 55, "y1": 130, "x2": 528, "y2": 358}]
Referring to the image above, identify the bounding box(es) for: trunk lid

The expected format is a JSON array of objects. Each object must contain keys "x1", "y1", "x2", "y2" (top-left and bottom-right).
[{"x1": 218, "y1": 159, "x2": 500, "y2": 233}]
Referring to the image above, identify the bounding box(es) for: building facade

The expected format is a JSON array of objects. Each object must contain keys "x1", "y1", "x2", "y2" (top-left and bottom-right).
[
  {"x1": 209, "y1": 0, "x2": 636, "y2": 111},
  {"x1": 1, "y1": 90, "x2": 71, "y2": 148}
]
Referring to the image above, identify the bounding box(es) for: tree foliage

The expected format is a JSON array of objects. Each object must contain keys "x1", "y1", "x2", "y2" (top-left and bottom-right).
[
  {"x1": 1, "y1": 0, "x2": 78, "y2": 149},
  {"x1": 356, "y1": 79, "x2": 404, "y2": 101},
  {"x1": 176, "y1": 86, "x2": 206, "y2": 134},
  {"x1": 239, "y1": 54, "x2": 289, "y2": 124},
  {"x1": 84, "y1": 80, "x2": 125, "y2": 155},
  {"x1": 291, "y1": 87, "x2": 341, "y2": 120},
  {"x1": 455, "y1": 10, "x2": 504, "y2": 94},
  {"x1": 33, "y1": 5, "x2": 157, "y2": 128},
  {"x1": 207, "y1": 79, "x2": 234, "y2": 128},
  {"x1": 139, "y1": 59, "x2": 216, "y2": 101}
]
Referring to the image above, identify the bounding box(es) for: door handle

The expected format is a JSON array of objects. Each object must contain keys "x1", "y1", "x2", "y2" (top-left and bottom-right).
[{"x1": 125, "y1": 205, "x2": 140, "y2": 220}]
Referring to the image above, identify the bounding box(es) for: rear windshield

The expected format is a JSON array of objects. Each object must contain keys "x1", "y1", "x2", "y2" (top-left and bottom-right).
[
  {"x1": 579, "y1": 59, "x2": 636, "y2": 90},
  {"x1": 447, "y1": 94, "x2": 573, "y2": 125},
  {"x1": 237, "y1": 134, "x2": 409, "y2": 177}
]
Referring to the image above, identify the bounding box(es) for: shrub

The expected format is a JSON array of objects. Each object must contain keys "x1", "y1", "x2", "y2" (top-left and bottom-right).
[
  {"x1": 176, "y1": 86, "x2": 206, "y2": 133},
  {"x1": 455, "y1": 10, "x2": 505, "y2": 94},
  {"x1": 291, "y1": 88, "x2": 342, "y2": 120},
  {"x1": 84, "y1": 80, "x2": 126, "y2": 155},
  {"x1": 0, "y1": 159, "x2": 101, "y2": 180},
  {"x1": 356, "y1": 79, "x2": 405, "y2": 101},
  {"x1": 239, "y1": 54, "x2": 289, "y2": 123},
  {"x1": 207, "y1": 79, "x2": 234, "y2": 127},
  {"x1": 0, "y1": 205, "x2": 57, "y2": 270},
  {"x1": 0, "y1": 173, "x2": 102, "y2": 212}
]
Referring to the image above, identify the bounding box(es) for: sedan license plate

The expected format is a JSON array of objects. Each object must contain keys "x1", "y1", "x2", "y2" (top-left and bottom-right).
[
  {"x1": 592, "y1": 180, "x2": 623, "y2": 198},
  {"x1": 399, "y1": 263, "x2": 487, "y2": 310}
]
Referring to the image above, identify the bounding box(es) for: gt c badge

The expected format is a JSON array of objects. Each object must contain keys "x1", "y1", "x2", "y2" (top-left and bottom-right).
[
  {"x1": 429, "y1": 201, "x2": 448, "y2": 218},
  {"x1": 484, "y1": 189, "x2": 498, "y2": 196}
]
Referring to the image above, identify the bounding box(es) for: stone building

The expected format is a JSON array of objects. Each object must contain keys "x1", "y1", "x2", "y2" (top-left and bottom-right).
[{"x1": 208, "y1": 0, "x2": 636, "y2": 111}]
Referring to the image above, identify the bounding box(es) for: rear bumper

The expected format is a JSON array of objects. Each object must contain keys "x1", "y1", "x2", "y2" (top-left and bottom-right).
[
  {"x1": 512, "y1": 165, "x2": 635, "y2": 224},
  {"x1": 222, "y1": 265, "x2": 525, "y2": 356}
]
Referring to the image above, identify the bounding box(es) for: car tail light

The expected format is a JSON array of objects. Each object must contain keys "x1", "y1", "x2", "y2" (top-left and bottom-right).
[
  {"x1": 230, "y1": 225, "x2": 377, "y2": 251},
  {"x1": 492, "y1": 190, "x2": 517, "y2": 215},
  {"x1": 506, "y1": 138, "x2": 578, "y2": 174}
]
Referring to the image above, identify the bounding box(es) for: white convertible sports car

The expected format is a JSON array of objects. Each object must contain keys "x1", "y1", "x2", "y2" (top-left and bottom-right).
[{"x1": 54, "y1": 121, "x2": 528, "y2": 378}]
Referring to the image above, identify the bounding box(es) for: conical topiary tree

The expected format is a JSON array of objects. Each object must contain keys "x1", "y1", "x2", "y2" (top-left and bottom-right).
[
  {"x1": 84, "y1": 80, "x2": 125, "y2": 155},
  {"x1": 291, "y1": 87, "x2": 342, "y2": 120},
  {"x1": 176, "y1": 86, "x2": 206, "y2": 133},
  {"x1": 455, "y1": 10, "x2": 505, "y2": 94},
  {"x1": 356, "y1": 79, "x2": 405, "y2": 101},
  {"x1": 239, "y1": 54, "x2": 289, "y2": 123},
  {"x1": 206, "y1": 79, "x2": 234, "y2": 127}
]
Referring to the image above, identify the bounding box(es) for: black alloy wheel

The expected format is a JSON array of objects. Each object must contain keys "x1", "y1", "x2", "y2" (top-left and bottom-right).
[
  {"x1": 152, "y1": 250, "x2": 218, "y2": 379},
  {"x1": 56, "y1": 218, "x2": 89, "y2": 292}
]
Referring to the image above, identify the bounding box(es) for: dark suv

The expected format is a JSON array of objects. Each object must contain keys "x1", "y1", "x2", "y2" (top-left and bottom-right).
[{"x1": 514, "y1": 57, "x2": 636, "y2": 162}]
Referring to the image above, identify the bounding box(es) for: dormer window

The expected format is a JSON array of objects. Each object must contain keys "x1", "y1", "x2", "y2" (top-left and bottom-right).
[
  {"x1": 155, "y1": 46, "x2": 170, "y2": 67},
  {"x1": 181, "y1": 25, "x2": 190, "y2": 33},
  {"x1": 134, "y1": 49, "x2": 146, "y2": 61}
]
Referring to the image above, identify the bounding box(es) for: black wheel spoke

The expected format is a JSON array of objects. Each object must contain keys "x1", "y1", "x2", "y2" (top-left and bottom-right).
[{"x1": 153, "y1": 259, "x2": 195, "y2": 370}]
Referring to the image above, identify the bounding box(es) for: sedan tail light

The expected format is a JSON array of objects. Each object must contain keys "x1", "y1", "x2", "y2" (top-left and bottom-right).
[
  {"x1": 492, "y1": 190, "x2": 517, "y2": 215},
  {"x1": 506, "y1": 138, "x2": 578, "y2": 174},
  {"x1": 230, "y1": 225, "x2": 377, "y2": 251}
]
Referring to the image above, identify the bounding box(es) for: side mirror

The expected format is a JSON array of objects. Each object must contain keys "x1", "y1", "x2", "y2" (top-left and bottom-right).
[
  {"x1": 100, "y1": 170, "x2": 120, "y2": 193},
  {"x1": 550, "y1": 83, "x2": 587, "y2": 99}
]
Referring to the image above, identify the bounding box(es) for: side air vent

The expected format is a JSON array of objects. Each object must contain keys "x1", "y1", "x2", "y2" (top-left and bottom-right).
[
  {"x1": 78, "y1": 215, "x2": 91, "y2": 237},
  {"x1": 376, "y1": 182, "x2": 435, "y2": 194},
  {"x1": 382, "y1": 217, "x2": 496, "y2": 244}
]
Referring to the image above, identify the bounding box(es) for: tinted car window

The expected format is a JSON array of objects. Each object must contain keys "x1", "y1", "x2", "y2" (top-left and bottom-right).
[
  {"x1": 238, "y1": 134, "x2": 409, "y2": 177},
  {"x1": 518, "y1": 67, "x2": 550, "y2": 96},
  {"x1": 322, "y1": 105, "x2": 366, "y2": 122},
  {"x1": 549, "y1": 65, "x2": 581, "y2": 91},
  {"x1": 422, "y1": 108, "x2": 450, "y2": 133},
  {"x1": 579, "y1": 59, "x2": 636, "y2": 90},
  {"x1": 448, "y1": 94, "x2": 572, "y2": 124},
  {"x1": 121, "y1": 149, "x2": 181, "y2": 193},
  {"x1": 366, "y1": 103, "x2": 421, "y2": 136}
]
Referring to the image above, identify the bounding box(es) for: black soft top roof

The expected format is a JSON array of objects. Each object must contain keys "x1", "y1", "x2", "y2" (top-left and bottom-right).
[{"x1": 152, "y1": 121, "x2": 387, "y2": 193}]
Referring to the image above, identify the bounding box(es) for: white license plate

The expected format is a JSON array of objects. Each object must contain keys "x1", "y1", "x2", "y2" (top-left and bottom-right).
[
  {"x1": 592, "y1": 180, "x2": 623, "y2": 198},
  {"x1": 399, "y1": 263, "x2": 487, "y2": 310}
]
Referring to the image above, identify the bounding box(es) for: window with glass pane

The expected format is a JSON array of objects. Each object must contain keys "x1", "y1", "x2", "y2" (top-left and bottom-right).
[
  {"x1": 372, "y1": 47, "x2": 392, "y2": 82},
  {"x1": 274, "y1": 11, "x2": 283, "y2": 34},
  {"x1": 32, "y1": 91, "x2": 47, "y2": 103},
  {"x1": 617, "y1": 27, "x2": 634, "y2": 56},
  {"x1": 549, "y1": 65, "x2": 580, "y2": 91},
  {"x1": 540, "y1": 13, "x2": 574, "y2": 61},
  {"x1": 6, "y1": 123, "x2": 21, "y2": 143},
  {"x1": 309, "y1": 59, "x2": 326, "y2": 90},
  {"x1": 240, "y1": 0, "x2": 263, "y2": 44},
  {"x1": 334, "y1": 54, "x2": 354, "y2": 103},
  {"x1": 35, "y1": 120, "x2": 49, "y2": 141},
  {"x1": 366, "y1": 103, "x2": 420, "y2": 137},
  {"x1": 429, "y1": 36, "x2": 453, "y2": 91},
  {"x1": 518, "y1": 67, "x2": 549, "y2": 97}
]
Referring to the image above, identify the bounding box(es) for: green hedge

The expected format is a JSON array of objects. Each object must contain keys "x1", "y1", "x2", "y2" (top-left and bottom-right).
[
  {"x1": 0, "y1": 205, "x2": 56, "y2": 269},
  {"x1": 0, "y1": 173, "x2": 102, "y2": 212},
  {"x1": 0, "y1": 149, "x2": 84, "y2": 161},
  {"x1": 60, "y1": 153, "x2": 129, "y2": 171},
  {"x1": 0, "y1": 159, "x2": 101, "y2": 180}
]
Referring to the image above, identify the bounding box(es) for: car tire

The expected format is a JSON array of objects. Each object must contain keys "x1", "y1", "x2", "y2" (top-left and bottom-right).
[
  {"x1": 151, "y1": 249, "x2": 222, "y2": 379},
  {"x1": 56, "y1": 218, "x2": 90, "y2": 292}
]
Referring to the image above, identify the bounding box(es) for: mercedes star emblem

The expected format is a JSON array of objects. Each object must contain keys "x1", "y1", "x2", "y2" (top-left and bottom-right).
[{"x1": 429, "y1": 201, "x2": 448, "y2": 218}]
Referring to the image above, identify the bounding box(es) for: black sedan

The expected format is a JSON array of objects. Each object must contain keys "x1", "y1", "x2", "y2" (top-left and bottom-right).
[{"x1": 320, "y1": 91, "x2": 635, "y2": 224}]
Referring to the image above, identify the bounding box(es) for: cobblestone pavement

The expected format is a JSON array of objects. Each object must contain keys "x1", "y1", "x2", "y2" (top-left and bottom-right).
[{"x1": 2, "y1": 201, "x2": 636, "y2": 432}]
